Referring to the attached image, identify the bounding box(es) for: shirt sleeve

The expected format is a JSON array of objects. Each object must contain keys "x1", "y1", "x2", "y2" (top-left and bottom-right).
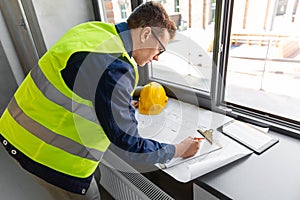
[{"x1": 94, "y1": 55, "x2": 175, "y2": 164}]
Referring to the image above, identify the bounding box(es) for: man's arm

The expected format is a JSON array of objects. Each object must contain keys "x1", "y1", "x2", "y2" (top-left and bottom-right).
[{"x1": 94, "y1": 55, "x2": 177, "y2": 164}]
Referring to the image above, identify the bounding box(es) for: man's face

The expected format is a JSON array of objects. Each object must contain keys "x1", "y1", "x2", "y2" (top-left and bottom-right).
[{"x1": 132, "y1": 28, "x2": 169, "y2": 67}]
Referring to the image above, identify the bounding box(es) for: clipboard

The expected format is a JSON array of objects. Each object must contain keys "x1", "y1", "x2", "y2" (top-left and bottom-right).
[
  {"x1": 218, "y1": 120, "x2": 279, "y2": 154},
  {"x1": 158, "y1": 128, "x2": 222, "y2": 169}
]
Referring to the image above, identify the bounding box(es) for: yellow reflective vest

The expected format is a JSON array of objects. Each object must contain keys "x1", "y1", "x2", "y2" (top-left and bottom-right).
[{"x1": 0, "y1": 22, "x2": 138, "y2": 178}]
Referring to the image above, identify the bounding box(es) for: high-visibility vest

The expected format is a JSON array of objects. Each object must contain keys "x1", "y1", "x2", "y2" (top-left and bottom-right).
[{"x1": 0, "y1": 22, "x2": 138, "y2": 178}]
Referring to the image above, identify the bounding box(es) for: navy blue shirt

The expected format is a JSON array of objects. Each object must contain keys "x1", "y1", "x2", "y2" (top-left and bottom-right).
[{"x1": 1, "y1": 22, "x2": 175, "y2": 195}]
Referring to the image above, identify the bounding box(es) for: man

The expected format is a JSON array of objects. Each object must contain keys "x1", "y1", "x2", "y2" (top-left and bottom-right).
[{"x1": 0, "y1": 2, "x2": 200, "y2": 199}]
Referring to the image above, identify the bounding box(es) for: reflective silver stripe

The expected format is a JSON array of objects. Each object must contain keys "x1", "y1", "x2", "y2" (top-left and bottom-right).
[
  {"x1": 8, "y1": 97, "x2": 103, "y2": 161},
  {"x1": 30, "y1": 66, "x2": 99, "y2": 124}
]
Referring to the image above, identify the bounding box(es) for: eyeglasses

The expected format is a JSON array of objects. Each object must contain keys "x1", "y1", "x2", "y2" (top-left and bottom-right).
[{"x1": 151, "y1": 30, "x2": 166, "y2": 56}]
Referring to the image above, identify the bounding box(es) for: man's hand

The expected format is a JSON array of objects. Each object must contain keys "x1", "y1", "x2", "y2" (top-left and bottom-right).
[{"x1": 174, "y1": 136, "x2": 201, "y2": 158}]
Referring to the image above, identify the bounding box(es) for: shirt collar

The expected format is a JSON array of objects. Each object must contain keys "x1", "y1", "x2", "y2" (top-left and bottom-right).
[{"x1": 115, "y1": 22, "x2": 133, "y2": 57}]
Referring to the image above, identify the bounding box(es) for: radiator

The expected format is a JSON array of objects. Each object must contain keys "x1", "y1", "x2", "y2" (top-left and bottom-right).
[{"x1": 99, "y1": 150, "x2": 174, "y2": 200}]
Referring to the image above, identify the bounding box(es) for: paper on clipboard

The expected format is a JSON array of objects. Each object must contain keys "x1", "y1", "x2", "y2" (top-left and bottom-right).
[{"x1": 158, "y1": 138, "x2": 222, "y2": 169}]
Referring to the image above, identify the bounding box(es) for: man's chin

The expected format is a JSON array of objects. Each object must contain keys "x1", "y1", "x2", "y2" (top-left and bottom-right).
[{"x1": 138, "y1": 62, "x2": 148, "y2": 67}]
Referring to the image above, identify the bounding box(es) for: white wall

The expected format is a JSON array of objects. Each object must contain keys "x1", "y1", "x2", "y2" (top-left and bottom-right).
[{"x1": 31, "y1": 0, "x2": 95, "y2": 49}]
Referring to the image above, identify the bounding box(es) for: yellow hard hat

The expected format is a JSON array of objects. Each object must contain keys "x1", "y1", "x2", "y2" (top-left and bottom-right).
[{"x1": 139, "y1": 82, "x2": 168, "y2": 115}]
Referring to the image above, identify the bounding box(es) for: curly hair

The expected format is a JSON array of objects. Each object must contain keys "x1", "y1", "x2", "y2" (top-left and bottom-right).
[{"x1": 127, "y1": 1, "x2": 177, "y2": 39}]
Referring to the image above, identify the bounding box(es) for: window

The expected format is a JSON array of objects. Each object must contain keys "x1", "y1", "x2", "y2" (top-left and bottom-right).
[
  {"x1": 174, "y1": 0, "x2": 180, "y2": 12},
  {"x1": 120, "y1": 4, "x2": 128, "y2": 19},
  {"x1": 147, "y1": 0, "x2": 217, "y2": 106},
  {"x1": 98, "y1": 0, "x2": 132, "y2": 23},
  {"x1": 221, "y1": 0, "x2": 300, "y2": 125}
]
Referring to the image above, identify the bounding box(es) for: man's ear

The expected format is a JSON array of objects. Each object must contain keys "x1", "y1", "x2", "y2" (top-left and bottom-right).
[{"x1": 140, "y1": 27, "x2": 151, "y2": 43}]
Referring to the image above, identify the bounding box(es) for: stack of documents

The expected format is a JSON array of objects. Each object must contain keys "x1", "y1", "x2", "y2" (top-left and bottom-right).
[{"x1": 136, "y1": 99, "x2": 253, "y2": 183}]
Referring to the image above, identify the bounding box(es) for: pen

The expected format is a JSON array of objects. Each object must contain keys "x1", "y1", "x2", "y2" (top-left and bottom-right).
[{"x1": 193, "y1": 137, "x2": 205, "y2": 141}]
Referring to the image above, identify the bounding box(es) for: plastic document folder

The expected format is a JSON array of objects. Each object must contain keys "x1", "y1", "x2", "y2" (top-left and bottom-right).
[{"x1": 218, "y1": 120, "x2": 279, "y2": 154}]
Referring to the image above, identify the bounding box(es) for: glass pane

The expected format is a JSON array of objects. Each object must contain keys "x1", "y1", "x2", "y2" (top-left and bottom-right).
[
  {"x1": 226, "y1": 0, "x2": 300, "y2": 122},
  {"x1": 99, "y1": 0, "x2": 132, "y2": 23},
  {"x1": 149, "y1": 0, "x2": 216, "y2": 93}
]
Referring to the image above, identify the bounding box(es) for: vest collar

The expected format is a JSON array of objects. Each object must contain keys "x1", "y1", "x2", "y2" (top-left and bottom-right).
[{"x1": 115, "y1": 22, "x2": 133, "y2": 57}]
